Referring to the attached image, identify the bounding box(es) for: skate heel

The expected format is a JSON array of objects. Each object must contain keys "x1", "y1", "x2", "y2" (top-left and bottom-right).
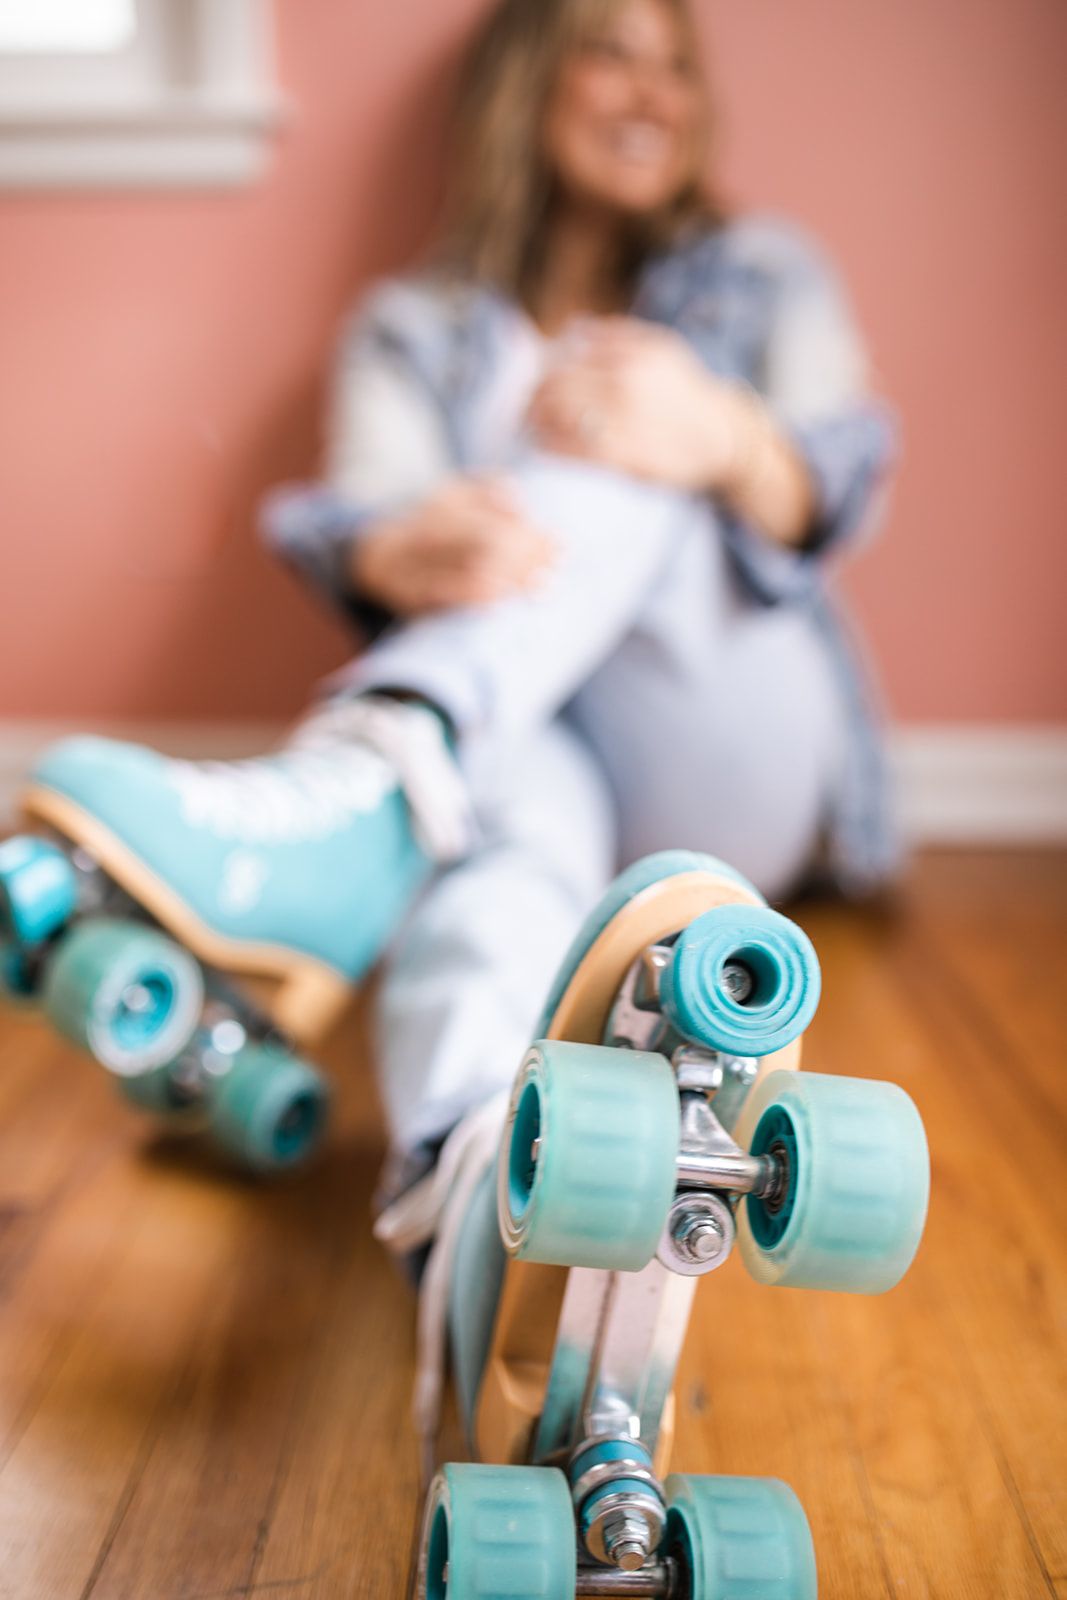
[{"x1": 266, "y1": 959, "x2": 352, "y2": 1045}]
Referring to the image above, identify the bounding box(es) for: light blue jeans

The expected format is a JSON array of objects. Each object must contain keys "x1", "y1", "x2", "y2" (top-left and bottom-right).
[{"x1": 340, "y1": 457, "x2": 845, "y2": 1166}]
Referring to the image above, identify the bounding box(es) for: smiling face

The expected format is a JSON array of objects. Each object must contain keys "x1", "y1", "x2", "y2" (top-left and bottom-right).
[{"x1": 541, "y1": 0, "x2": 705, "y2": 218}]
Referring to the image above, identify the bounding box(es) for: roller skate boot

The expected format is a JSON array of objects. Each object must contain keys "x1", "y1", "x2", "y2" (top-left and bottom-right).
[
  {"x1": 409, "y1": 850, "x2": 929, "y2": 1597},
  {"x1": 0, "y1": 696, "x2": 466, "y2": 1172}
]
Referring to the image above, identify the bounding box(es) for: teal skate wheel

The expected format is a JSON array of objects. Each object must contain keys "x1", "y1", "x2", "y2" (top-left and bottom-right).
[
  {"x1": 42, "y1": 917, "x2": 203, "y2": 1075},
  {"x1": 0, "y1": 941, "x2": 39, "y2": 1004},
  {"x1": 206, "y1": 1043, "x2": 329, "y2": 1172},
  {"x1": 736, "y1": 1070, "x2": 929, "y2": 1293},
  {"x1": 661, "y1": 905, "x2": 820, "y2": 1058},
  {"x1": 420, "y1": 1462, "x2": 575, "y2": 1600},
  {"x1": 498, "y1": 1040, "x2": 679, "y2": 1271},
  {"x1": 0, "y1": 835, "x2": 77, "y2": 947},
  {"x1": 665, "y1": 1474, "x2": 816, "y2": 1600},
  {"x1": 117, "y1": 1059, "x2": 200, "y2": 1120}
]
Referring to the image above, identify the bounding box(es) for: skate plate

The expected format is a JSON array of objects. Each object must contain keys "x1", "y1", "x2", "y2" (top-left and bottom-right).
[{"x1": 22, "y1": 786, "x2": 351, "y2": 1046}]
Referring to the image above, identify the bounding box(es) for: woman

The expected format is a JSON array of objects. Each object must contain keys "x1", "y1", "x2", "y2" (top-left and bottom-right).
[
  {"x1": 33, "y1": 0, "x2": 895, "y2": 1220},
  {"x1": 266, "y1": 0, "x2": 896, "y2": 1181}
]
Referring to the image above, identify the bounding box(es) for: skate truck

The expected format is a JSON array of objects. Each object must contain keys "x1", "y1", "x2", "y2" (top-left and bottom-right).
[
  {"x1": 0, "y1": 733, "x2": 430, "y2": 1173},
  {"x1": 415, "y1": 850, "x2": 929, "y2": 1599}
]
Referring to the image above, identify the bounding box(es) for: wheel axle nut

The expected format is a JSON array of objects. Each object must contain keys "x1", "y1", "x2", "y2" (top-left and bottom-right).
[
  {"x1": 602, "y1": 1511, "x2": 653, "y2": 1572},
  {"x1": 675, "y1": 1213, "x2": 725, "y2": 1264},
  {"x1": 658, "y1": 1192, "x2": 736, "y2": 1276}
]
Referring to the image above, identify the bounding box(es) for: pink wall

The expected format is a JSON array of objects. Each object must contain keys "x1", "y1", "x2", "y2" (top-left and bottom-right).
[{"x1": 1, "y1": 0, "x2": 1065, "y2": 724}]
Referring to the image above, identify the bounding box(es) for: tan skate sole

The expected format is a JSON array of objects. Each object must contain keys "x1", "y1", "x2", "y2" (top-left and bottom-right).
[
  {"x1": 22, "y1": 786, "x2": 353, "y2": 1048},
  {"x1": 474, "y1": 865, "x2": 802, "y2": 1472}
]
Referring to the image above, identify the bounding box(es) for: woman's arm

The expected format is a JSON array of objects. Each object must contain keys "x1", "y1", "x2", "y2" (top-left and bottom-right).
[
  {"x1": 721, "y1": 227, "x2": 899, "y2": 590},
  {"x1": 326, "y1": 296, "x2": 452, "y2": 515},
  {"x1": 262, "y1": 284, "x2": 553, "y2": 627},
  {"x1": 260, "y1": 289, "x2": 453, "y2": 632},
  {"x1": 723, "y1": 225, "x2": 894, "y2": 554},
  {"x1": 701, "y1": 385, "x2": 816, "y2": 548}
]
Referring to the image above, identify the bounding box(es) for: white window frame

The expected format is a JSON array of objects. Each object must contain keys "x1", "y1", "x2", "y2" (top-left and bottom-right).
[{"x1": 0, "y1": 0, "x2": 284, "y2": 188}]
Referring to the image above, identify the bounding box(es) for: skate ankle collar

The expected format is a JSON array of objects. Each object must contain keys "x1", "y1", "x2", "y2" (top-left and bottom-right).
[{"x1": 290, "y1": 695, "x2": 472, "y2": 862}]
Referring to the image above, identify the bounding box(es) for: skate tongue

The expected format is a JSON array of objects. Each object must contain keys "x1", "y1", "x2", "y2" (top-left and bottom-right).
[{"x1": 289, "y1": 696, "x2": 473, "y2": 862}]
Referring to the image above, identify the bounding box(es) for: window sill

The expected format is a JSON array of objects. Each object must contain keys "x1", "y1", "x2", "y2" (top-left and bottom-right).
[{"x1": 0, "y1": 95, "x2": 287, "y2": 187}]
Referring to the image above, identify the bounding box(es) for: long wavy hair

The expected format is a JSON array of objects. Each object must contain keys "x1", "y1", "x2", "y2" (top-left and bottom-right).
[{"x1": 441, "y1": 0, "x2": 724, "y2": 309}]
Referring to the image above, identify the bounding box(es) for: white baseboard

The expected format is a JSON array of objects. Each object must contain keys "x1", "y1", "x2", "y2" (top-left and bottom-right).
[
  {"x1": 0, "y1": 719, "x2": 1065, "y2": 845},
  {"x1": 890, "y1": 725, "x2": 1067, "y2": 843}
]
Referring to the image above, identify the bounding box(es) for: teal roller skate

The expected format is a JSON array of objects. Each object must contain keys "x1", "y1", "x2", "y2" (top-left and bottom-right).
[
  {"x1": 407, "y1": 850, "x2": 928, "y2": 1596},
  {"x1": 1, "y1": 697, "x2": 466, "y2": 1172}
]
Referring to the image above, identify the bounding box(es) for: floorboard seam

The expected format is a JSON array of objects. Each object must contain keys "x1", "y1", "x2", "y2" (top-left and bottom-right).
[
  {"x1": 219, "y1": 1167, "x2": 381, "y2": 1600},
  {"x1": 807, "y1": 1297, "x2": 897, "y2": 1600},
  {"x1": 933, "y1": 1253, "x2": 1058, "y2": 1596}
]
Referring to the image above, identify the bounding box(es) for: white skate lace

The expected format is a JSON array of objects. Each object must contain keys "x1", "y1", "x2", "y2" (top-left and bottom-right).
[
  {"x1": 289, "y1": 697, "x2": 472, "y2": 862},
  {"x1": 165, "y1": 697, "x2": 471, "y2": 862},
  {"x1": 373, "y1": 1089, "x2": 510, "y2": 1473}
]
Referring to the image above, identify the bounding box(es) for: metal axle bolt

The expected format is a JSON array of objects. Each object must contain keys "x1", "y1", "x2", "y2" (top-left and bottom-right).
[
  {"x1": 672, "y1": 1209, "x2": 725, "y2": 1266},
  {"x1": 602, "y1": 1511, "x2": 653, "y2": 1572},
  {"x1": 658, "y1": 1193, "x2": 735, "y2": 1276},
  {"x1": 722, "y1": 960, "x2": 755, "y2": 1004},
  {"x1": 122, "y1": 983, "x2": 152, "y2": 1014}
]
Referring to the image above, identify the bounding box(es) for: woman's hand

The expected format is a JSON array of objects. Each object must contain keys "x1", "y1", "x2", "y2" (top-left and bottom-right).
[
  {"x1": 528, "y1": 317, "x2": 817, "y2": 545},
  {"x1": 352, "y1": 475, "x2": 555, "y2": 616},
  {"x1": 527, "y1": 318, "x2": 753, "y2": 492}
]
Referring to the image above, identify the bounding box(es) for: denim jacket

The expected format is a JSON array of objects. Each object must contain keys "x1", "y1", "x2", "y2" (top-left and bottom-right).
[{"x1": 262, "y1": 214, "x2": 900, "y2": 894}]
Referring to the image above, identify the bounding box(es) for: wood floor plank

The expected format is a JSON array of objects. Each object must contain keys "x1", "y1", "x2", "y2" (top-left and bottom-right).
[
  {"x1": 82, "y1": 1153, "x2": 360, "y2": 1600},
  {"x1": 245, "y1": 1156, "x2": 423, "y2": 1599},
  {"x1": 900, "y1": 858, "x2": 1067, "y2": 1587},
  {"x1": 0, "y1": 1064, "x2": 157, "y2": 1467},
  {"x1": 0, "y1": 1137, "x2": 252, "y2": 1596},
  {"x1": 0, "y1": 1015, "x2": 121, "y2": 1213},
  {"x1": 795, "y1": 879, "x2": 1067, "y2": 1593},
  {"x1": 676, "y1": 1267, "x2": 895, "y2": 1600}
]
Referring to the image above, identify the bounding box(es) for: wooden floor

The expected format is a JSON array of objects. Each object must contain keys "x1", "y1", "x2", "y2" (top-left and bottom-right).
[{"x1": 0, "y1": 848, "x2": 1064, "y2": 1599}]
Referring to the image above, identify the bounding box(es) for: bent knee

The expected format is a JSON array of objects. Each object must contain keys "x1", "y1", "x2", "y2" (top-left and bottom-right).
[{"x1": 506, "y1": 449, "x2": 702, "y2": 541}]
